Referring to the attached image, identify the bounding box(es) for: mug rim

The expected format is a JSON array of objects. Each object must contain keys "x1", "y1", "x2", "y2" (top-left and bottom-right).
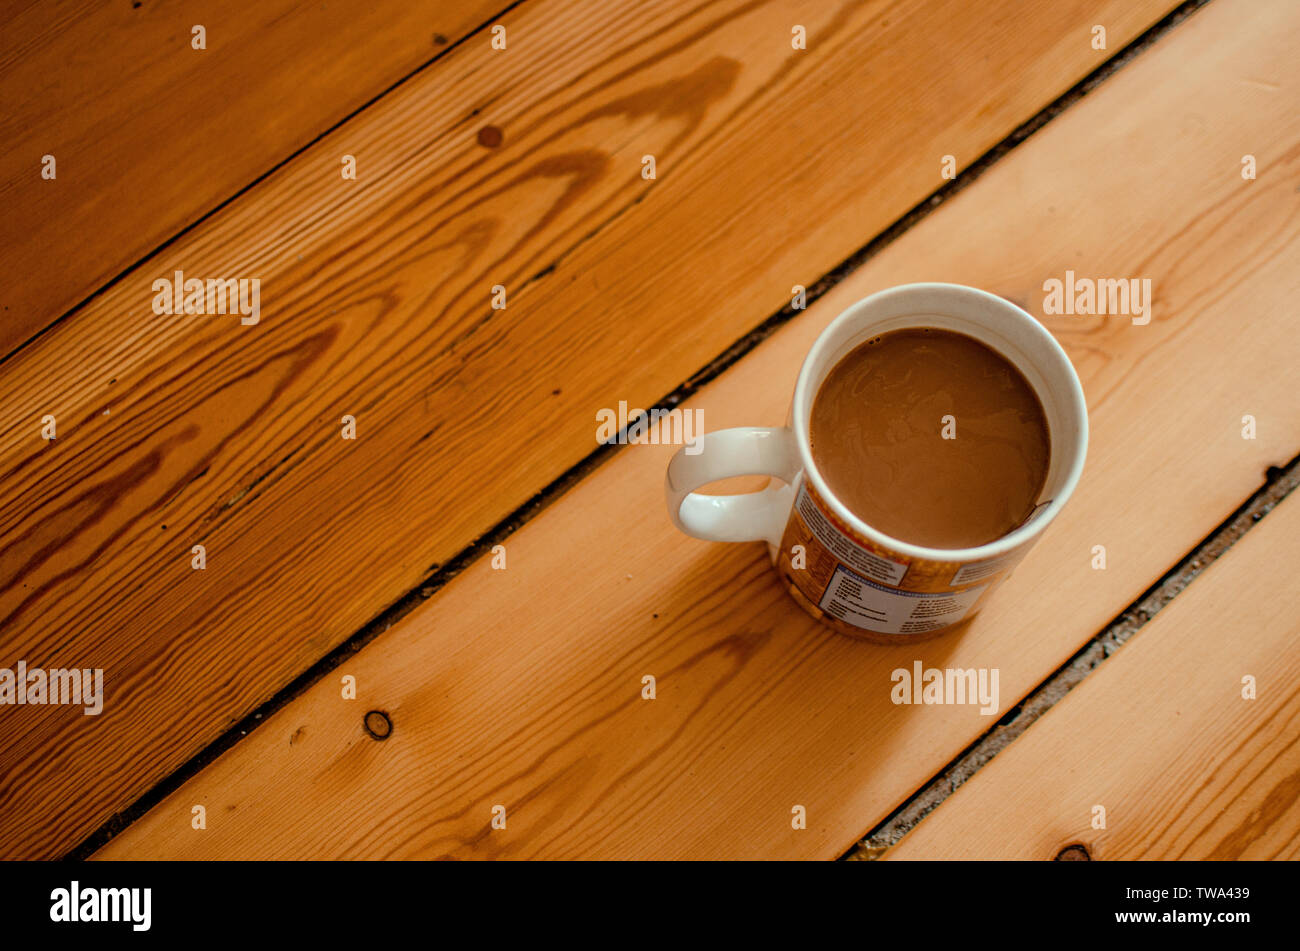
[{"x1": 791, "y1": 282, "x2": 1089, "y2": 563}]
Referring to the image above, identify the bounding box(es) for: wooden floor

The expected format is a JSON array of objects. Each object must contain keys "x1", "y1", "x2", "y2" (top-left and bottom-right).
[{"x1": 2, "y1": 0, "x2": 1296, "y2": 860}]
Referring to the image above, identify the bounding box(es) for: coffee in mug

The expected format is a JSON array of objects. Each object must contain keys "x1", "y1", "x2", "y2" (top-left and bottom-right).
[
  {"x1": 808, "y1": 327, "x2": 1051, "y2": 550},
  {"x1": 664, "y1": 283, "x2": 1087, "y2": 643}
]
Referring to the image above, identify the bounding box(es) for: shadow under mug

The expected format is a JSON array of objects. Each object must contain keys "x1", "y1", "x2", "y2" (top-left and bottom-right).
[{"x1": 665, "y1": 283, "x2": 1089, "y2": 643}]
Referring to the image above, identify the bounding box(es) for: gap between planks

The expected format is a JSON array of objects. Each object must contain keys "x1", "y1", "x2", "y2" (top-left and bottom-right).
[
  {"x1": 845, "y1": 453, "x2": 1300, "y2": 860},
  {"x1": 63, "y1": 0, "x2": 1217, "y2": 861},
  {"x1": 879, "y1": 480, "x2": 1300, "y2": 860},
  {"x1": 8, "y1": 0, "x2": 1188, "y2": 862},
  {"x1": 0, "y1": 0, "x2": 527, "y2": 370}
]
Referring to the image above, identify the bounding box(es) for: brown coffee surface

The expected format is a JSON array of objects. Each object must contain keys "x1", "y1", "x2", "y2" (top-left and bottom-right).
[{"x1": 809, "y1": 327, "x2": 1050, "y2": 549}]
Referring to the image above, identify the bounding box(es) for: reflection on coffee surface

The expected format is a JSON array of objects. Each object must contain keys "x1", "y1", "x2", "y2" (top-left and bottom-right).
[{"x1": 809, "y1": 327, "x2": 1050, "y2": 549}]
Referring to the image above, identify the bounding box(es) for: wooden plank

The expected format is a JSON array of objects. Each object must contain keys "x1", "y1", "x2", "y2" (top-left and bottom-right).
[
  {"x1": 885, "y1": 492, "x2": 1300, "y2": 860},
  {"x1": 95, "y1": 0, "x2": 1300, "y2": 859},
  {"x1": 0, "y1": 0, "x2": 1176, "y2": 859},
  {"x1": 0, "y1": 0, "x2": 504, "y2": 355}
]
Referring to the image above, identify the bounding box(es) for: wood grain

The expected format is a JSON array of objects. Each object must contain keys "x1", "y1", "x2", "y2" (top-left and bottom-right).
[
  {"x1": 95, "y1": 0, "x2": 1300, "y2": 859},
  {"x1": 0, "y1": 0, "x2": 504, "y2": 356},
  {"x1": 0, "y1": 0, "x2": 1174, "y2": 859},
  {"x1": 886, "y1": 492, "x2": 1300, "y2": 860}
]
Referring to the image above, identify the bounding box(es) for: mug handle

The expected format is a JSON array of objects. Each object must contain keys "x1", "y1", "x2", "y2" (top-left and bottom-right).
[{"x1": 665, "y1": 426, "x2": 800, "y2": 546}]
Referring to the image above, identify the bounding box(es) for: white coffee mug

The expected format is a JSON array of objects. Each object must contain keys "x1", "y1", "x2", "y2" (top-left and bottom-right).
[{"x1": 665, "y1": 283, "x2": 1088, "y2": 643}]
